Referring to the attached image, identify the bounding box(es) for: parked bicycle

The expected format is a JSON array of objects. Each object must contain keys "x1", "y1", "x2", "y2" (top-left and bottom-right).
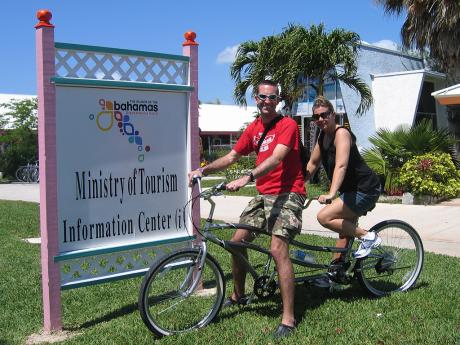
[
  {"x1": 138, "y1": 179, "x2": 424, "y2": 337},
  {"x1": 15, "y1": 161, "x2": 39, "y2": 183}
]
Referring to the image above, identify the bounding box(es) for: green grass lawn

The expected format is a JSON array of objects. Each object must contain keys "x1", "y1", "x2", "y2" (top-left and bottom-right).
[{"x1": 1, "y1": 200, "x2": 459, "y2": 344}]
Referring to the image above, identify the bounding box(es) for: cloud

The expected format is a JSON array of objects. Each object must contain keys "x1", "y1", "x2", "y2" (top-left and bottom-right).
[
  {"x1": 371, "y1": 39, "x2": 399, "y2": 51},
  {"x1": 216, "y1": 45, "x2": 239, "y2": 64}
]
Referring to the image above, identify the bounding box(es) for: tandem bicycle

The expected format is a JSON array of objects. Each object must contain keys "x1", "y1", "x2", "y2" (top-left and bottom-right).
[{"x1": 138, "y1": 179, "x2": 424, "y2": 337}]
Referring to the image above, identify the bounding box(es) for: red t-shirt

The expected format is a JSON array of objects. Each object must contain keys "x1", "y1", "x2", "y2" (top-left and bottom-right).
[{"x1": 234, "y1": 116, "x2": 306, "y2": 195}]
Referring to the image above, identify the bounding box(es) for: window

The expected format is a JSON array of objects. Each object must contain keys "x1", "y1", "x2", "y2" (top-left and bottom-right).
[
  {"x1": 295, "y1": 76, "x2": 345, "y2": 116},
  {"x1": 415, "y1": 81, "x2": 437, "y2": 130}
]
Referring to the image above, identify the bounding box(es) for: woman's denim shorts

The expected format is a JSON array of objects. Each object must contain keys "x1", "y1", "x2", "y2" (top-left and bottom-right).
[{"x1": 339, "y1": 187, "x2": 380, "y2": 216}]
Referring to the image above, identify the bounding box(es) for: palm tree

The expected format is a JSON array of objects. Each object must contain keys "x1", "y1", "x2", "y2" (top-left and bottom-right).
[
  {"x1": 230, "y1": 24, "x2": 373, "y2": 116},
  {"x1": 375, "y1": 0, "x2": 460, "y2": 84},
  {"x1": 230, "y1": 37, "x2": 283, "y2": 108}
]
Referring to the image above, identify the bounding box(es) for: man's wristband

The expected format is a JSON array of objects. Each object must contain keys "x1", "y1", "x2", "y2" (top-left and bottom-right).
[
  {"x1": 197, "y1": 167, "x2": 207, "y2": 176},
  {"x1": 244, "y1": 171, "x2": 255, "y2": 182}
]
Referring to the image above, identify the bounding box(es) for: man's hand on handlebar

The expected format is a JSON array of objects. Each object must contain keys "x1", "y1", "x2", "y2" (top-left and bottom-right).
[
  {"x1": 226, "y1": 175, "x2": 251, "y2": 192},
  {"x1": 188, "y1": 169, "x2": 204, "y2": 187}
]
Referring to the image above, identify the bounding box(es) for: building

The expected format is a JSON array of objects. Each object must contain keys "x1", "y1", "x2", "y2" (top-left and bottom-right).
[
  {"x1": 432, "y1": 84, "x2": 460, "y2": 155},
  {"x1": 293, "y1": 42, "x2": 450, "y2": 153},
  {"x1": 199, "y1": 103, "x2": 257, "y2": 155}
]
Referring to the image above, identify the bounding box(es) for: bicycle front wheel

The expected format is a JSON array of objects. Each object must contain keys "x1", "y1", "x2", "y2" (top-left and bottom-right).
[
  {"x1": 138, "y1": 248, "x2": 225, "y2": 337},
  {"x1": 356, "y1": 220, "x2": 424, "y2": 296},
  {"x1": 15, "y1": 167, "x2": 26, "y2": 182}
]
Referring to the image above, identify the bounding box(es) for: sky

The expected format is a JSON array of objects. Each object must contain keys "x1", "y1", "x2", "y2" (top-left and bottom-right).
[{"x1": 1, "y1": 0, "x2": 406, "y2": 106}]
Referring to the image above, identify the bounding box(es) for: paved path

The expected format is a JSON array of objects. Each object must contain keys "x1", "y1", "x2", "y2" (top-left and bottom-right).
[
  {"x1": 1, "y1": 183, "x2": 459, "y2": 257},
  {"x1": 0, "y1": 183, "x2": 40, "y2": 202}
]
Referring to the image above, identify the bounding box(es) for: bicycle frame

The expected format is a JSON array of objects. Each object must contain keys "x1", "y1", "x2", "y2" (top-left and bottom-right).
[{"x1": 194, "y1": 181, "x2": 359, "y2": 292}]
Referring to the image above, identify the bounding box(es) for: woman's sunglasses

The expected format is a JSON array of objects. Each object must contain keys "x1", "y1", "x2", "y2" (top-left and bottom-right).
[
  {"x1": 312, "y1": 110, "x2": 332, "y2": 121},
  {"x1": 257, "y1": 94, "x2": 279, "y2": 101}
]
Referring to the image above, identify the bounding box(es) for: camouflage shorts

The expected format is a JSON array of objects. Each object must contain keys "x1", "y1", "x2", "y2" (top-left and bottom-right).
[{"x1": 239, "y1": 193, "x2": 306, "y2": 240}]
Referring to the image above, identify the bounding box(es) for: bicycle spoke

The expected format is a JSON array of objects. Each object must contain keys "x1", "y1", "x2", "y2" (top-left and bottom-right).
[{"x1": 156, "y1": 295, "x2": 187, "y2": 315}]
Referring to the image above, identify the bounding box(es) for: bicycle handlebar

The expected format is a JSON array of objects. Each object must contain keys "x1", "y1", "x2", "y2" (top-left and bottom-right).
[{"x1": 193, "y1": 177, "x2": 331, "y2": 207}]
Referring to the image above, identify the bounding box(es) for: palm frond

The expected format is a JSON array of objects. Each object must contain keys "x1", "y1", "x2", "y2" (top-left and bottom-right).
[
  {"x1": 375, "y1": 0, "x2": 460, "y2": 83},
  {"x1": 230, "y1": 23, "x2": 372, "y2": 112}
]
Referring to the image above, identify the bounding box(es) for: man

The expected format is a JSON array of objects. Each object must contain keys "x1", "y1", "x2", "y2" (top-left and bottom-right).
[{"x1": 188, "y1": 80, "x2": 305, "y2": 340}]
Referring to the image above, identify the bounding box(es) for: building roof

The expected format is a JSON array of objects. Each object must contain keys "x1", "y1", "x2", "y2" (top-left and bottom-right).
[
  {"x1": 199, "y1": 103, "x2": 257, "y2": 134},
  {"x1": 431, "y1": 84, "x2": 460, "y2": 105},
  {"x1": 372, "y1": 69, "x2": 445, "y2": 79},
  {"x1": 359, "y1": 41, "x2": 422, "y2": 60}
]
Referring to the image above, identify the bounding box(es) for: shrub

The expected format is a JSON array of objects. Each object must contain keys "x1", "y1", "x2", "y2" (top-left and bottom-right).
[
  {"x1": 203, "y1": 149, "x2": 228, "y2": 165},
  {"x1": 362, "y1": 120, "x2": 457, "y2": 194},
  {"x1": 317, "y1": 166, "x2": 331, "y2": 191},
  {"x1": 0, "y1": 98, "x2": 38, "y2": 178},
  {"x1": 224, "y1": 155, "x2": 256, "y2": 181},
  {"x1": 0, "y1": 128, "x2": 37, "y2": 179},
  {"x1": 399, "y1": 153, "x2": 460, "y2": 198}
]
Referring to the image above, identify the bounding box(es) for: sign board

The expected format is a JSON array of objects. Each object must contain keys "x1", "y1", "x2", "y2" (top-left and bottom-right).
[{"x1": 56, "y1": 86, "x2": 190, "y2": 253}]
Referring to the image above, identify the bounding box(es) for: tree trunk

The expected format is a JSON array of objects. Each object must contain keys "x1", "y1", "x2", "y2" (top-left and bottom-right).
[{"x1": 445, "y1": 59, "x2": 460, "y2": 85}]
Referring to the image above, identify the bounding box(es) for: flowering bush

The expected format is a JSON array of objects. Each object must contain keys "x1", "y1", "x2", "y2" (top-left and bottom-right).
[
  {"x1": 399, "y1": 153, "x2": 460, "y2": 198},
  {"x1": 224, "y1": 155, "x2": 256, "y2": 181}
]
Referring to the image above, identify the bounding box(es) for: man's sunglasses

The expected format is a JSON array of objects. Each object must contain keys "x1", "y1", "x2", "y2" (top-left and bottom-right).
[
  {"x1": 312, "y1": 110, "x2": 332, "y2": 121},
  {"x1": 257, "y1": 94, "x2": 279, "y2": 101}
]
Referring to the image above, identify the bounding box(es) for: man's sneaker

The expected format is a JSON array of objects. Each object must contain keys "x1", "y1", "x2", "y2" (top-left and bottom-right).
[
  {"x1": 353, "y1": 233, "x2": 382, "y2": 258},
  {"x1": 222, "y1": 295, "x2": 249, "y2": 309},
  {"x1": 273, "y1": 322, "x2": 296, "y2": 340}
]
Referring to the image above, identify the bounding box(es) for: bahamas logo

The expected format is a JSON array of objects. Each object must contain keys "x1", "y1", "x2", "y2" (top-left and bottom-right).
[{"x1": 89, "y1": 98, "x2": 156, "y2": 162}]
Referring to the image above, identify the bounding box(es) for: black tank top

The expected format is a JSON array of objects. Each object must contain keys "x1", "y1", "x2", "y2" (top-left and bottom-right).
[{"x1": 319, "y1": 127, "x2": 380, "y2": 194}]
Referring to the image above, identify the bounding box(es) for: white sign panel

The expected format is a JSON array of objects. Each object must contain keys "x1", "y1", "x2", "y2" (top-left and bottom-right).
[{"x1": 56, "y1": 86, "x2": 190, "y2": 253}]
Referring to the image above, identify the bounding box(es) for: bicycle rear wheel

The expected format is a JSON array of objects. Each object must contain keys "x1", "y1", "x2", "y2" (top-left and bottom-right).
[
  {"x1": 30, "y1": 167, "x2": 39, "y2": 183},
  {"x1": 356, "y1": 220, "x2": 424, "y2": 296},
  {"x1": 138, "y1": 248, "x2": 225, "y2": 337}
]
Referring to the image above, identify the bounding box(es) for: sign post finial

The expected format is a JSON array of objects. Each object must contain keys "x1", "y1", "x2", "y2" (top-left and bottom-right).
[
  {"x1": 183, "y1": 31, "x2": 198, "y2": 46},
  {"x1": 35, "y1": 9, "x2": 54, "y2": 28}
]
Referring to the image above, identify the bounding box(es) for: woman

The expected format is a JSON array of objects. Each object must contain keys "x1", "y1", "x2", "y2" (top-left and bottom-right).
[{"x1": 306, "y1": 96, "x2": 381, "y2": 260}]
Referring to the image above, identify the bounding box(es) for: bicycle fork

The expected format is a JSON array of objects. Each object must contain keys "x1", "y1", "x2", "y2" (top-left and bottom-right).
[{"x1": 179, "y1": 243, "x2": 209, "y2": 297}]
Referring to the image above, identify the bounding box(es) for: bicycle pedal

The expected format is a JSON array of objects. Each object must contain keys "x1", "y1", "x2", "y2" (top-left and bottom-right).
[
  {"x1": 312, "y1": 276, "x2": 332, "y2": 289},
  {"x1": 327, "y1": 270, "x2": 351, "y2": 284}
]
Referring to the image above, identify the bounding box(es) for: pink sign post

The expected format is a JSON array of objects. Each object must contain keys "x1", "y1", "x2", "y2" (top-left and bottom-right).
[
  {"x1": 35, "y1": 9, "x2": 200, "y2": 333},
  {"x1": 35, "y1": 9, "x2": 62, "y2": 332},
  {"x1": 182, "y1": 32, "x2": 201, "y2": 233}
]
